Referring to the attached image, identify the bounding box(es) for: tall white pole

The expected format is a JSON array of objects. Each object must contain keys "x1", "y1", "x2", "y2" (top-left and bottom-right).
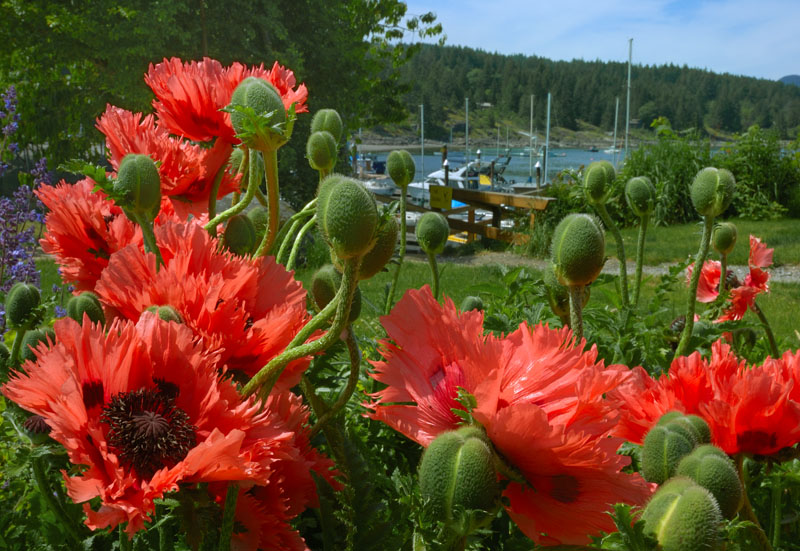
[
  {"x1": 420, "y1": 104, "x2": 424, "y2": 180},
  {"x1": 529, "y1": 94, "x2": 534, "y2": 180},
  {"x1": 544, "y1": 92, "x2": 551, "y2": 185},
  {"x1": 624, "y1": 38, "x2": 633, "y2": 163},
  {"x1": 612, "y1": 96, "x2": 619, "y2": 166},
  {"x1": 497, "y1": 125, "x2": 500, "y2": 156},
  {"x1": 465, "y1": 97, "x2": 470, "y2": 165}
]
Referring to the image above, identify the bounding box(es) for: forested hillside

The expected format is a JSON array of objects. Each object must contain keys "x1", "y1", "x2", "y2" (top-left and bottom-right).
[{"x1": 400, "y1": 44, "x2": 800, "y2": 141}]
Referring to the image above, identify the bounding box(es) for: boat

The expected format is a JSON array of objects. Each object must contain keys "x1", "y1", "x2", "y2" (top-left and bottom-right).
[{"x1": 363, "y1": 178, "x2": 396, "y2": 197}]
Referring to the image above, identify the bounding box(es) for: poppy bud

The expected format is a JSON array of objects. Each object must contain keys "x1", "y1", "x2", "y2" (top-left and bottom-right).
[
  {"x1": 676, "y1": 445, "x2": 742, "y2": 519},
  {"x1": 145, "y1": 305, "x2": 183, "y2": 324},
  {"x1": 642, "y1": 478, "x2": 723, "y2": 551},
  {"x1": 310, "y1": 109, "x2": 344, "y2": 145},
  {"x1": 21, "y1": 328, "x2": 55, "y2": 363},
  {"x1": 223, "y1": 214, "x2": 257, "y2": 256},
  {"x1": 712, "y1": 222, "x2": 737, "y2": 255},
  {"x1": 657, "y1": 411, "x2": 711, "y2": 446},
  {"x1": 228, "y1": 147, "x2": 245, "y2": 173},
  {"x1": 114, "y1": 154, "x2": 162, "y2": 219},
  {"x1": 583, "y1": 160, "x2": 616, "y2": 206},
  {"x1": 317, "y1": 176, "x2": 378, "y2": 260},
  {"x1": 310, "y1": 264, "x2": 361, "y2": 322},
  {"x1": 306, "y1": 131, "x2": 338, "y2": 173},
  {"x1": 416, "y1": 212, "x2": 449, "y2": 256},
  {"x1": 0, "y1": 342, "x2": 9, "y2": 369},
  {"x1": 691, "y1": 167, "x2": 735, "y2": 218},
  {"x1": 346, "y1": 216, "x2": 398, "y2": 280},
  {"x1": 642, "y1": 425, "x2": 695, "y2": 484},
  {"x1": 5, "y1": 282, "x2": 42, "y2": 329},
  {"x1": 460, "y1": 295, "x2": 484, "y2": 312},
  {"x1": 387, "y1": 150, "x2": 416, "y2": 190},
  {"x1": 66, "y1": 292, "x2": 105, "y2": 326},
  {"x1": 551, "y1": 213, "x2": 605, "y2": 287},
  {"x1": 418, "y1": 427, "x2": 500, "y2": 535},
  {"x1": 543, "y1": 263, "x2": 590, "y2": 319},
  {"x1": 229, "y1": 77, "x2": 287, "y2": 151},
  {"x1": 246, "y1": 206, "x2": 269, "y2": 245},
  {"x1": 625, "y1": 176, "x2": 657, "y2": 217}
]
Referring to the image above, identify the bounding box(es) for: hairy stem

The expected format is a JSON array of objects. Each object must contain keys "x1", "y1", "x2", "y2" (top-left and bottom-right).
[
  {"x1": 217, "y1": 482, "x2": 239, "y2": 551},
  {"x1": 286, "y1": 216, "x2": 316, "y2": 272},
  {"x1": 675, "y1": 215, "x2": 714, "y2": 357},
  {"x1": 771, "y1": 476, "x2": 782, "y2": 550},
  {"x1": 735, "y1": 454, "x2": 773, "y2": 551},
  {"x1": 568, "y1": 285, "x2": 585, "y2": 342},
  {"x1": 267, "y1": 199, "x2": 316, "y2": 258},
  {"x1": 427, "y1": 250, "x2": 440, "y2": 301},
  {"x1": 10, "y1": 325, "x2": 28, "y2": 367},
  {"x1": 596, "y1": 202, "x2": 629, "y2": 307},
  {"x1": 632, "y1": 214, "x2": 648, "y2": 307},
  {"x1": 206, "y1": 152, "x2": 233, "y2": 220},
  {"x1": 204, "y1": 148, "x2": 252, "y2": 234},
  {"x1": 242, "y1": 257, "x2": 361, "y2": 397},
  {"x1": 310, "y1": 329, "x2": 361, "y2": 437},
  {"x1": 719, "y1": 252, "x2": 728, "y2": 296},
  {"x1": 133, "y1": 211, "x2": 164, "y2": 270},
  {"x1": 751, "y1": 300, "x2": 780, "y2": 358},
  {"x1": 385, "y1": 193, "x2": 407, "y2": 314},
  {"x1": 253, "y1": 149, "x2": 280, "y2": 257},
  {"x1": 32, "y1": 457, "x2": 82, "y2": 544}
]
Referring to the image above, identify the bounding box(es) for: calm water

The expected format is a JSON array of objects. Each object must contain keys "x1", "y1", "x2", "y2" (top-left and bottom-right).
[{"x1": 371, "y1": 147, "x2": 626, "y2": 186}]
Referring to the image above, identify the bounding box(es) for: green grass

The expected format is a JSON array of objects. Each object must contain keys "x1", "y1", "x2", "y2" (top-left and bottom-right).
[{"x1": 612, "y1": 217, "x2": 800, "y2": 266}]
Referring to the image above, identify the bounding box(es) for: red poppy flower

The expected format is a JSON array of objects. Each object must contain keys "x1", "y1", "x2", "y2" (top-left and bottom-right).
[
  {"x1": 687, "y1": 260, "x2": 722, "y2": 303},
  {"x1": 749, "y1": 235, "x2": 773, "y2": 269},
  {"x1": 94, "y1": 220, "x2": 311, "y2": 389},
  {"x1": 144, "y1": 58, "x2": 307, "y2": 144},
  {"x1": 367, "y1": 287, "x2": 651, "y2": 545},
  {"x1": 96, "y1": 105, "x2": 241, "y2": 218},
  {"x1": 2, "y1": 313, "x2": 333, "y2": 538},
  {"x1": 613, "y1": 341, "x2": 800, "y2": 456},
  {"x1": 37, "y1": 178, "x2": 142, "y2": 292}
]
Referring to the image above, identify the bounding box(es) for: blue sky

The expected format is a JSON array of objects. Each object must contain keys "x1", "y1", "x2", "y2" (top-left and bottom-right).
[{"x1": 403, "y1": 0, "x2": 800, "y2": 81}]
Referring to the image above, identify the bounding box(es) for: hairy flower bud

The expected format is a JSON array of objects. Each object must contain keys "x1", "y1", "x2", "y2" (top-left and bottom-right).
[
  {"x1": 246, "y1": 206, "x2": 269, "y2": 245},
  {"x1": 306, "y1": 131, "x2": 338, "y2": 173},
  {"x1": 310, "y1": 109, "x2": 344, "y2": 145},
  {"x1": 316, "y1": 176, "x2": 379, "y2": 260},
  {"x1": 543, "y1": 262, "x2": 590, "y2": 319},
  {"x1": 144, "y1": 305, "x2": 183, "y2": 323},
  {"x1": 416, "y1": 212, "x2": 449, "y2": 255},
  {"x1": 642, "y1": 424, "x2": 695, "y2": 484},
  {"x1": 625, "y1": 176, "x2": 657, "y2": 217},
  {"x1": 551, "y1": 214, "x2": 605, "y2": 287},
  {"x1": 310, "y1": 264, "x2": 361, "y2": 322},
  {"x1": 583, "y1": 160, "x2": 616, "y2": 206},
  {"x1": 5, "y1": 282, "x2": 42, "y2": 329},
  {"x1": 418, "y1": 427, "x2": 500, "y2": 535},
  {"x1": 460, "y1": 295, "x2": 484, "y2": 312},
  {"x1": 66, "y1": 292, "x2": 105, "y2": 326},
  {"x1": 691, "y1": 167, "x2": 735, "y2": 218},
  {"x1": 114, "y1": 154, "x2": 162, "y2": 220},
  {"x1": 229, "y1": 77, "x2": 287, "y2": 151},
  {"x1": 712, "y1": 222, "x2": 737, "y2": 255},
  {"x1": 351, "y1": 216, "x2": 398, "y2": 280},
  {"x1": 642, "y1": 477, "x2": 723, "y2": 551},
  {"x1": 20, "y1": 328, "x2": 55, "y2": 363},
  {"x1": 223, "y1": 214, "x2": 257, "y2": 256},
  {"x1": 676, "y1": 445, "x2": 742, "y2": 519},
  {"x1": 386, "y1": 150, "x2": 416, "y2": 190}
]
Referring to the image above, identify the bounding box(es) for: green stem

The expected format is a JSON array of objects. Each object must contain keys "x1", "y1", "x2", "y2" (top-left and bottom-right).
[
  {"x1": 267, "y1": 199, "x2": 316, "y2": 258},
  {"x1": 675, "y1": 215, "x2": 715, "y2": 357},
  {"x1": 10, "y1": 325, "x2": 29, "y2": 367},
  {"x1": 203, "y1": 148, "x2": 254, "y2": 234},
  {"x1": 253, "y1": 149, "x2": 280, "y2": 257},
  {"x1": 133, "y1": 211, "x2": 164, "y2": 270},
  {"x1": 242, "y1": 257, "x2": 361, "y2": 398},
  {"x1": 568, "y1": 285, "x2": 585, "y2": 342},
  {"x1": 158, "y1": 506, "x2": 174, "y2": 551},
  {"x1": 310, "y1": 329, "x2": 361, "y2": 437},
  {"x1": 31, "y1": 457, "x2": 81, "y2": 544},
  {"x1": 119, "y1": 525, "x2": 132, "y2": 551},
  {"x1": 735, "y1": 454, "x2": 773, "y2": 551},
  {"x1": 254, "y1": 185, "x2": 268, "y2": 207},
  {"x1": 771, "y1": 476, "x2": 782, "y2": 549},
  {"x1": 751, "y1": 300, "x2": 780, "y2": 358},
  {"x1": 276, "y1": 217, "x2": 303, "y2": 265},
  {"x1": 217, "y1": 482, "x2": 239, "y2": 551},
  {"x1": 286, "y1": 216, "x2": 317, "y2": 272},
  {"x1": 595, "y1": 202, "x2": 629, "y2": 307},
  {"x1": 385, "y1": 192, "x2": 407, "y2": 314},
  {"x1": 207, "y1": 155, "x2": 232, "y2": 220},
  {"x1": 720, "y1": 253, "x2": 728, "y2": 296},
  {"x1": 632, "y1": 214, "x2": 648, "y2": 307},
  {"x1": 427, "y1": 250, "x2": 440, "y2": 301}
]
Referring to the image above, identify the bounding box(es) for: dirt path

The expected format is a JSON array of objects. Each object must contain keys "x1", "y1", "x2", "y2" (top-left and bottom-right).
[{"x1": 409, "y1": 251, "x2": 800, "y2": 283}]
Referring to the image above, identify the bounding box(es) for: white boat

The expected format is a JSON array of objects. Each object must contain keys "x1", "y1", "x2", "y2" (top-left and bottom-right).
[{"x1": 362, "y1": 178, "x2": 396, "y2": 197}]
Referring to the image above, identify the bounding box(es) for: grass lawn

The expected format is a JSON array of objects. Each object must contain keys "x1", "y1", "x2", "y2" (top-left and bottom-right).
[{"x1": 611, "y1": 217, "x2": 800, "y2": 266}]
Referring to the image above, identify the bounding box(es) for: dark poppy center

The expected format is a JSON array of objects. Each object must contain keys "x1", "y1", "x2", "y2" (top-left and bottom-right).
[
  {"x1": 549, "y1": 474, "x2": 580, "y2": 503},
  {"x1": 101, "y1": 386, "x2": 196, "y2": 478}
]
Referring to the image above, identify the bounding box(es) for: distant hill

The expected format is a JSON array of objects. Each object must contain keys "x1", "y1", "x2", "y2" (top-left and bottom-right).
[{"x1": 780, "y1": 75, "x2": 800, "y2": 86}]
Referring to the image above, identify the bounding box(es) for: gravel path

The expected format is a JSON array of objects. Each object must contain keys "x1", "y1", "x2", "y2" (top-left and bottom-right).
[{"x1": 409, "y1": 251, "x2": 800, "y2": 283}]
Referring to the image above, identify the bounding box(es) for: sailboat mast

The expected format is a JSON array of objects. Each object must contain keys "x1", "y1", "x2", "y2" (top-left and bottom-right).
[
  {"x1": 612, "y1": 96, "x2": 619, "y2": 166},
  {"x1": 624, "y1": 38, "x2": 632, "y2": 162},
  {"x1": 529, "y1": 94, "x2": 534, "y2": 180},
  {"x1": 544, "y1": 92, "x2": 551, "y2": 185},
  {"x1": 465, "y1": 97, "x2": 470, "y2": 165},
  {"x1": 420, "y1": 103, "x2": 424, "y2": 181}
]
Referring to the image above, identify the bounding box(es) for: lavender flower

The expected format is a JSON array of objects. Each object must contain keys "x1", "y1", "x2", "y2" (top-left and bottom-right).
[
  {"x1": 31, "y1": 157, "x2": 51, "y2": 186},
  {"x1": 54, "y1": 305, "x2": 67, "y2": 318}
]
